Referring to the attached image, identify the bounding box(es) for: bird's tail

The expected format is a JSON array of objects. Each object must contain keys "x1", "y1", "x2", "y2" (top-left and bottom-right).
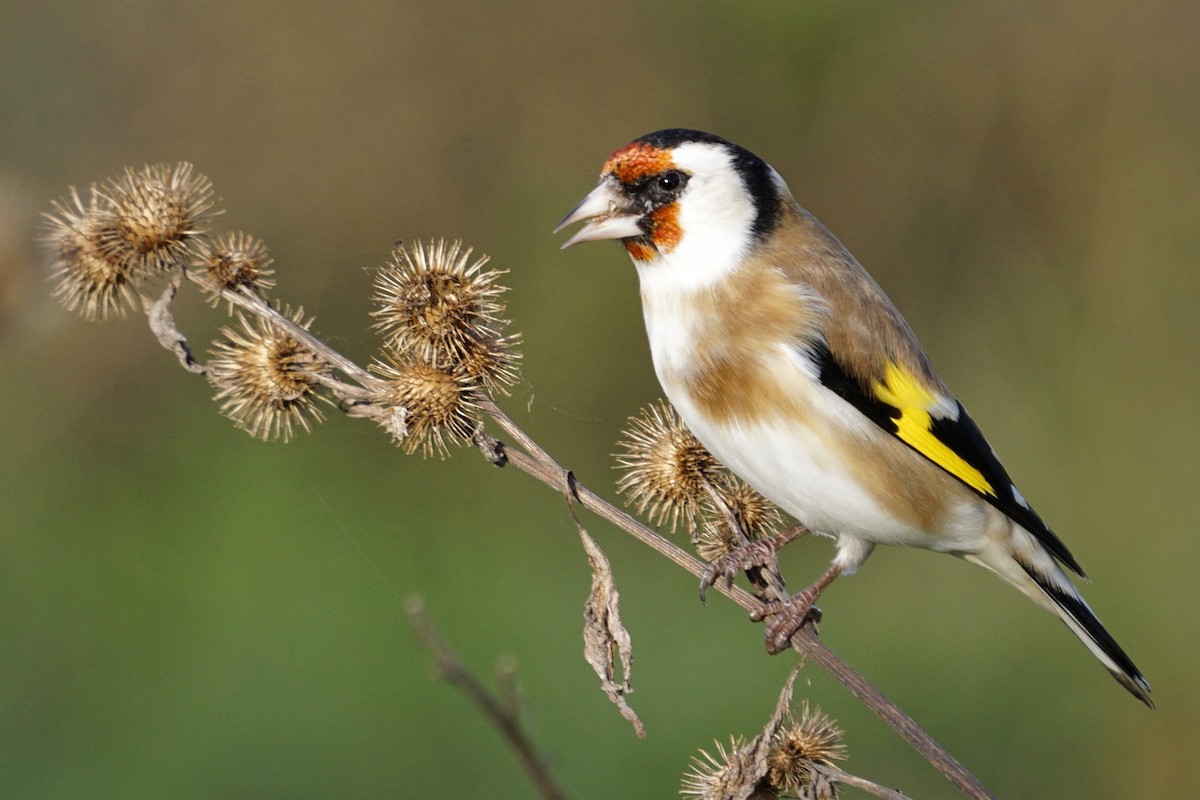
[
  {"x1": 1016, "y1": 559, "x2": 1153, "y2": 707},
  {"x1": 968, "y1": 530, "x2": 1153, "y2": 708}
]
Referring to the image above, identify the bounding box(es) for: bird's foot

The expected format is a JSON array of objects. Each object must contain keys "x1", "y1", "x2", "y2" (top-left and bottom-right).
[
  {"x1": 752, "y1": 589, "x2": 824, "y2": 653},
  {"x1": 698, "y1": 524, "x2": 807, "y2": 602},
  {"x1": 750, "y1": 564, "x2": 843, "y2": 654}
]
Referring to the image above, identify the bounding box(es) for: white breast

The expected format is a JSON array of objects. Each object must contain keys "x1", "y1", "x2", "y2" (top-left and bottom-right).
[{"x1": 662, "y1": 348, "x2": 906, "y2": 537}]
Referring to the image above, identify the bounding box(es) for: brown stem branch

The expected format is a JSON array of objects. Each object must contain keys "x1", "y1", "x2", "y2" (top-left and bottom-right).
[
  {"x1": 484, "y1": 425, "x2": 996, "y2": 800},
  {"x1": 187, "y1": 273, "x2": 380, "y2": 386},
  {"x1": 477, "y1": 396, "x2": 562, "y2": 476},
  {"x1": 404, "y1": 596, "x2": 572, "y2": 800},
  {"x1": 814, "y1": 762, "x2": 911, "y2": 800}
]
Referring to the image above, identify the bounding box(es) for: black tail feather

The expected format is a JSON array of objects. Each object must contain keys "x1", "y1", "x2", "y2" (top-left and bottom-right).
[{"x1": 1018, "y1": 562, "x2": 1153, "y2": 708}]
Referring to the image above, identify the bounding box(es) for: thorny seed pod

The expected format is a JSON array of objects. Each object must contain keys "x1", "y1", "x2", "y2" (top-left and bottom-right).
[
  {"x1": 95, "y1": 162, "x2": 216, "y2": 275},
  {"x1": 195, "y1": 231, "x2": 275, "y2": 308},
  {"x1": 372, "y1": 239, "x2": 507, "y2": 358},
  {"x1": 681, "y1": 737, "x2": 779, "y2": 800},
  {"x1": 455, "y1": 331, "x2": 522, "y2": 396},
  {"x1": 615, "y1": 399, "x2": 724, "y2": 532},
  {"x1": 369, "y1": 348, "x2": 480, "y2": 458},
  {"x1": 370, "y1": 239, "x2": 521, "y2": 393},
  {"x1": 767, "y1": 704, "x2": 847, "y2": 797},
  {"x1": 208, "y1": 306, "x2": 331, "y2": 442},
  {"x1": 43, "y1": 186, "x2": 141, "y2": 320},
  {"x1": 696, "y1": 478, "x2": 784, "y2": 563}
]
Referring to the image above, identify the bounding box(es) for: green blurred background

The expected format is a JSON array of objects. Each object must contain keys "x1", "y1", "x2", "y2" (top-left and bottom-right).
[{"x1": 1, "y1": 1, "x2": 1197, "y2": 797}]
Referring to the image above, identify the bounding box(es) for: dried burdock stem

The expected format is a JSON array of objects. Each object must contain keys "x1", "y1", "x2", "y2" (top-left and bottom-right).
[
  {"x1": 198, "y1": 279, "x2": 378, "y2": 385},
  {"x1": 134, "y1": 267, "x2": 993, "y2": 800},
  {"x1": 808, "y1": 764, "x2": 910, "y2": 800},
  {"x1": 476, "y1": 395, "x2": 561, "y2": 477},
  {"x1": 311, "y1": 373, "x2": 375, "y2": 401},
  {"x1": 404, "y1": 596, "x2": 572, "y2": 800}
]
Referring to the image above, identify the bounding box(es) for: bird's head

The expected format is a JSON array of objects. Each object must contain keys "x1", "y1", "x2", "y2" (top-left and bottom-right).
[{"x1": 556, "y1": 129, "x2": 789, "y2": 285}]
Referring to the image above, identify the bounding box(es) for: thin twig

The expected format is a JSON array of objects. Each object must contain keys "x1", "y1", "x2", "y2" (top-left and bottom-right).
[
  {"x1": 477, "y1": 396, "x2": 563, "y2": 478},
  {"x1": 404, "y1": 595, "x2": 572, "y2": 800},
  {"x1": 191, "y1": 274, "x2": 379, "y2": 385},
  {"x1": 813, "y1": 762, "x2": 911, "y2": 800}
]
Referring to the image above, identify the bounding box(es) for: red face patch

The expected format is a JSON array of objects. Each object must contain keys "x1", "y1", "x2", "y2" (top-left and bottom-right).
[
  {"x1": 601, "y1": 142, "x2": 675, "y2": 185},
  {"x1": 624, "y1": 239, "x2": 655, "y2": 261},
  {"x1": 623, "y1": 203, "x2": 682, "y2": 261},
  {"x1": 602, "y1": 141, "x2": 683, "y2": 261}
]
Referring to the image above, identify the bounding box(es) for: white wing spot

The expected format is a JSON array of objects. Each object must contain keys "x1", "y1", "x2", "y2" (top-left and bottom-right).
[
  {"x1": 930, "y1": 395, "x2": 960, "y2": 419},
  {"x1": 1011, "y1": 484, "x2": 1029, "y2": 509}
]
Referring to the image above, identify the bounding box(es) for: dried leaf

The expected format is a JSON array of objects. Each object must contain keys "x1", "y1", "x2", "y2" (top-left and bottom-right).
[
  {"x1": 147, "y1": 270, "x2": 205, "y2": 374},
  {"x1": 578, "y1": 526, "x2": 646, "y2": 737},
  {"x1": 738, "y1": 664, "x2": 804, "y2": 798},
  {"x1": 798, "y1": 767, "x2": 839, "y2": 800}
]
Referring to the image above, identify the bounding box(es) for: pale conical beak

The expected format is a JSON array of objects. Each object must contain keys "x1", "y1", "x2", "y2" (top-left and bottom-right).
[{"x1": 554, "y1": 177, "x2": 644, "y2": 249}]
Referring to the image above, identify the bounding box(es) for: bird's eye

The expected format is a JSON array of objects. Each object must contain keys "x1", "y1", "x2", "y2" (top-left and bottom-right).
[
  {"x1": 657, "y1": 171, "x2": 682, "y2": 192},
  {"x1": 633, "y1": 170, "x2": 687, "y2": 206}
]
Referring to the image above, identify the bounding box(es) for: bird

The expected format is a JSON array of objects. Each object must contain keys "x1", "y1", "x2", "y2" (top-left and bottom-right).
[{"x1": 555, "y1": 128, "x2": 1152, "y2": 707}]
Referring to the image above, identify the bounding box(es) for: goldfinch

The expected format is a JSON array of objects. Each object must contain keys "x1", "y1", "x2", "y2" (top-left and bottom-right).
[{"x1": 556, "y1": 128, "x2": 1152, "y2": 707}]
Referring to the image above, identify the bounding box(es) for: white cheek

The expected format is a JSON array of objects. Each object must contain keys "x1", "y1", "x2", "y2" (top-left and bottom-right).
[
  {"x1": 633, "y1": 212, "x2": 752, "y2": 296},
  {"x1": 632, "y1": 143, "x2": 758, "y2": 295}
]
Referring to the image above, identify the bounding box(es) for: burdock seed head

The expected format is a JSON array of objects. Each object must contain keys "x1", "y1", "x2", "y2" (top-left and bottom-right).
[
  {"x1": 371, "y1": 239, "x2": 520, "y2": 393},
  {"x1": 43, "y1": 185, "x2": 141, "y2": 321},
  {"x1": 44, "y1": 164, "x2": 218, "y2": 320},
  {"x1": 207, "y1": 305, "x2": 332, "y2": 442},
  {"x1": 95, "y1": 162, "x2": 217, "y2": 275},
  {"x1": 194, "y1": 231, "x2": 275, "y2": 308},
  {"x1": 455, "y1": 330, "x2": 522, "y2": 396},
  {"x1": 766, "y1": 704, "x2": 847, "y2": 797},
  {"x1": 369, "y1": 348, "x2": 481, "y2": 459},
  {"x1": 615, "y1": 399, "x2": 724, "y2": 533},
  {"x1": 696, "y1": 478, "x2": 784, "y2": 563},
  {"x1": 681, "y1": 737, "x2": 779, "y2": 800},
  {"x1": 372, "y1": 239, "x2": 505, "y2": 357}
]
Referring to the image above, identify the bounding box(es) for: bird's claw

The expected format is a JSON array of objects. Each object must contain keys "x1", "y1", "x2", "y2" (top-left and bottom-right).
[
  {"x1": 698, "y1": 528, "x2": 800, "y2": 602},
  {"x1": 751, "y1": 590, "x2": 824, "y2": 654}
]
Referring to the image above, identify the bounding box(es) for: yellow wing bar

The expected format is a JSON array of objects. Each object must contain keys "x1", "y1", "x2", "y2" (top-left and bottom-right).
[{"x1": 872, "y1": 362, "x2": 996, "y2": 497}]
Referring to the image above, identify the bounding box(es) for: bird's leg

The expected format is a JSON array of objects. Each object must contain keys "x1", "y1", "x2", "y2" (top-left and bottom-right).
[
  {"x1": 698, "y1": 523, "x2": 809, "y2": 602},
  {"x1": 751, "y1": 563, "x2": 843, "y2": 654}
]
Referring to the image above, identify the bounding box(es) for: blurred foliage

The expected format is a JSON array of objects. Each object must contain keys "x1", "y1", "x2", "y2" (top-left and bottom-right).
[{"x1": 1, "y1": 1, "x2": 1197, "y2": 798}]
